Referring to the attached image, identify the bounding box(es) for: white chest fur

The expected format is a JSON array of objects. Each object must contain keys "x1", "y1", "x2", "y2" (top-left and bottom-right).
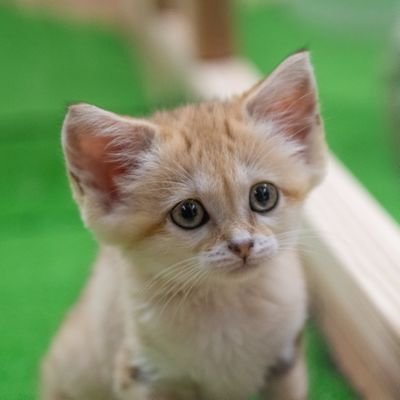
[{"x1": 130, "y1": 261, "x2": 306, "y2": 400}]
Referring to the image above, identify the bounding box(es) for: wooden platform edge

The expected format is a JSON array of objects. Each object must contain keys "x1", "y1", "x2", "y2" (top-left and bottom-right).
[{"x1": 302, "y1": 156, "x2": 400, "y2": 399}]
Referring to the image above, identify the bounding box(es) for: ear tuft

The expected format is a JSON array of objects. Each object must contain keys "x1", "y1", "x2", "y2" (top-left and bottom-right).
[
  {"x1": 243, "y1": 52, "x2": 327, "y2": 187},
  {"x1": 62, "y1": 104, "x2": 157, "y2": 209},
  {"x1": 244, "y1": 51, "x2": 318, "y2": 142}
]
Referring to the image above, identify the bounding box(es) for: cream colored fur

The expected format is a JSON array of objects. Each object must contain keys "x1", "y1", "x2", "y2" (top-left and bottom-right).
[{"x1": 41, "y1": 52, "x2": 327, "y2": 400}]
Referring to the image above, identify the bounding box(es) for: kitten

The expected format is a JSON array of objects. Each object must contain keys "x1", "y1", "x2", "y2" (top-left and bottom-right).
[{"x1": 41, "y1": 51, "x2": 327, "y2": 400}]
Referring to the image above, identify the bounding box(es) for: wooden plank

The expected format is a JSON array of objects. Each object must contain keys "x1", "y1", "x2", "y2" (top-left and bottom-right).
[
  {"x1": 191, "y1": 0, "x2": 234, "y2": 60},
  {"x1": 302, "y1": 157, "x2": 400, "y2": 399}
]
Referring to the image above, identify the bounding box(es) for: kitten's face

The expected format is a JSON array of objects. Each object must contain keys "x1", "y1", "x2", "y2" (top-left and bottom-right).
[
  {"x1": 62, "y1": 52, "x2": 327, "y2": 283},
  {"x1": 123, "y1": 104, "x2": 312, "y2": 280}
]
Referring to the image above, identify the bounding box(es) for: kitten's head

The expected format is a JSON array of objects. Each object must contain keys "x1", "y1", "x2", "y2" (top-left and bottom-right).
[{"x1": 62, "y1": 52, "x2": 326, "y2": 282}]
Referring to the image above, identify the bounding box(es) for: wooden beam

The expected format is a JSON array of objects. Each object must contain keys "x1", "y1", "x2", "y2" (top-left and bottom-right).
[
  {"x1": 302, "y1": 157, "x2": 400, "y2": 399},
  {"x1": 192, "y1": 0, "x2": 234, "y2": 60}
]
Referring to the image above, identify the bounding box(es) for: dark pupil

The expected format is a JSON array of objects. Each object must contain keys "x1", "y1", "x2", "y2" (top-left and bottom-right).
[
  {"x1": 255, "y1": 185, "x2": 270, "y2": 205},
  {"x1": 181, "y1": 201, "x2": 198, "y2": 220}
]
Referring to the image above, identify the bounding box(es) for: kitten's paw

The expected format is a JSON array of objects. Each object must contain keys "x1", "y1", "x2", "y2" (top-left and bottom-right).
[
  {"x1": 146, "y1": 383, "x2": 201, "y2": 400},
  {"x1": 114, "y1": 362, "x2": 199, "y2": 400},
  {"x1": 261, "y1": 335, "x2": 308, "y2": 400}
]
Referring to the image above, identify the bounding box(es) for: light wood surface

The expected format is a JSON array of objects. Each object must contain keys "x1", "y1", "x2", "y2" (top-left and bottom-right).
[
  {"x1": 303, "y1": 157, "x2": 400, "y2": 399},
  {"x1": 192, "y1": 0, "x2": 234, "y2": 60}
]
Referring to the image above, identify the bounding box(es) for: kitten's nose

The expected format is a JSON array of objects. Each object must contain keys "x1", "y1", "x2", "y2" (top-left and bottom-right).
[{"x1": 228, "y1": 239, "x2": 254, "y2": 260}]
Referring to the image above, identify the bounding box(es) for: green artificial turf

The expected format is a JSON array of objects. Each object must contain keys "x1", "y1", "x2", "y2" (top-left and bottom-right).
[
  {"x1": 1, "y1": 2, "x2": 398, "y2": 399},
  {"x1": 0, "y1": 6, "x2": 149, "y2": 398}
]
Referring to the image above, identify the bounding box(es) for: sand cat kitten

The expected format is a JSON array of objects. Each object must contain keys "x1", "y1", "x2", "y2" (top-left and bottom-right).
[{"x1": 41, "y1": 51, "x2": 327, "y2": 400}]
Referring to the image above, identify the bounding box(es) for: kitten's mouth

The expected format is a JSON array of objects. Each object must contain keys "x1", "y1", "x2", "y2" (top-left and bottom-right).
[{"x1": 226, "y1": 259, "x2": 262, "y2": 275}]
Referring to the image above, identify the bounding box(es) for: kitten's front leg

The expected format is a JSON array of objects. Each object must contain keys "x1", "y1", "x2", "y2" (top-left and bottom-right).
[
  {"x1": 145, "y1": 382, "x2": 202, "y2": 400},
  {"x1": 114, "y1": 361, "x2": 200, "y2": 400},
  {"x1": 117, "y1": 379, "x2": 201, "y2": 400},
  {"x1": 260, "y1": 333, "x2": 307, "y2": 400}
]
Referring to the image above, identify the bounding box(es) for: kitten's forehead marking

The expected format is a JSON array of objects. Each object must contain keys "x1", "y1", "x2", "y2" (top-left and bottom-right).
[
  {"x1": 154, "y1": 101, "x2": 304, "y2": 226},
  {"x1": 181, "y1": 130, "x2": 192, "y2": 152},
  {"x1": 223, "y1": 118, "x2": 234, "y2": 141},
  {"x1": 192, "y1": 168, "x2": 238, "y2": 212},
  {"x1": 191, "y1": 166, "x2": 255, "y2": 232}
]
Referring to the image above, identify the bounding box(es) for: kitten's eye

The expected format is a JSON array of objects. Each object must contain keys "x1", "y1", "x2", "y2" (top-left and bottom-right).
[
  {"x1": 250, "y1": 182, "x2": 279, "y2": 213},
  {"x1": 170, "y1": 199, "x2": 209, "y2": 229}
]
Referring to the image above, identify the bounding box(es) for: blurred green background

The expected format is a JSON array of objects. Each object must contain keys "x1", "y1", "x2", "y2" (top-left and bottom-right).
[{"x1": 1, "y1": 0, "x2": 399, "y2": 399}]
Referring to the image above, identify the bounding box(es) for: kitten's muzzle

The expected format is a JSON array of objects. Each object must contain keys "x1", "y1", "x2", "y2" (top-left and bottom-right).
[{"x1": 227, "y1": 239, "x2": 254, "y2": 261}]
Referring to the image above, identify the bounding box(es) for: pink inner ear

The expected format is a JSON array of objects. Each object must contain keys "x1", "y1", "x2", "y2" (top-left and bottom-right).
[
  {"x1": 66, "y1": 127, "x2": 127, "y2": 207},
  {"x1": 76, "y1": 133, "x2": 127, "y2": 203},
  {"x1": 63, "y1": 104, "x2": 157, "y2": 211},
  {"x1": 267, "y1": 78, "x2": 315, "y2": 140},
  {"x1": 248, "y1": 76, "x2": 316, "y2": 141},
  {"x1": 65, "y1": 120, "x2": 155, "y2": 209}
]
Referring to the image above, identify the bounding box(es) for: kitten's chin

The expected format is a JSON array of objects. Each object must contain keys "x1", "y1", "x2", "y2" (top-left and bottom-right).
[
  {"x1": 228, "y1": 260, "x2": 263, "y2": 275},
  {"x1": 210, "y1": 258, "x2": 270, "y2": 281}
]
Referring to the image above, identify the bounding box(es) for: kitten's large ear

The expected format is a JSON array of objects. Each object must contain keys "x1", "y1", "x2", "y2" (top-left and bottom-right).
[
  {"x1": 62, "y1": 104, "x2": 157, "y2": 210},
  {"x1": 243, "y1": 51, "x2": 326, "y2": 183}
]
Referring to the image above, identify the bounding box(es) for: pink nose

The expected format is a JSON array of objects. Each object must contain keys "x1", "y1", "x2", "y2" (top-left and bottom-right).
[{"x1": 228, "y1": 239, "x2": 254, "y2": 259}]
